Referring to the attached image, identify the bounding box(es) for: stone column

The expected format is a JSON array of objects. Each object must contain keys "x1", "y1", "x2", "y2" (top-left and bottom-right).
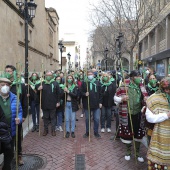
[
  {"x1": 155, "y1": 27, "x2": 159, "y2": 53},
  {"x1": 166, "y1": 16, "x2": 170, "y2": 49},
  {"x1": 148, "y1": 34, "x2": 151, "y2": 57}
]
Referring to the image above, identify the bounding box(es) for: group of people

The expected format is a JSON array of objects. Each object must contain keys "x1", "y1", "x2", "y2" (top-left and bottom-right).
[{"x1": 0, "y1": 64, "x2": 170, "y2": 170}]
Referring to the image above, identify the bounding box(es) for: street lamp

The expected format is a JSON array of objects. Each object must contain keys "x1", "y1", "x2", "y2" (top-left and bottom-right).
[
  {"x1": 116, "y1": 32, "x2": 124, "y2": 70},
  {"x1": 58, "y1": 41, "x2": 65, "y2": 71},
  {"x1": 16, "y1": 0, "x2": 37, "y2": 84},
  {"x1": 104, "y1": 47, "x2": 109, "y2": 71},
  {"x1": 67, "y1": 52, "x2": 71, "y2": 71}
]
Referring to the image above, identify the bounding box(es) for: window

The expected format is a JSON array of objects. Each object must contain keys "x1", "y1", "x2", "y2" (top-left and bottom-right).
[{"x1": 49, "y1": 28, "x2": 53, "y2": 47}]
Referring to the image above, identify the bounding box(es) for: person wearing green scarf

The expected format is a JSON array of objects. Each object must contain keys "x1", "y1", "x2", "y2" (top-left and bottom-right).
[
  {"x1": 64, "y1": 75, "x2": 78, "y2": 138},
  {"x1": 145, "y1": 77, "x2": 170, "y2": 170},
  {"x1": 37, "y1": 71, "x2": 60, "y2": 137},
  {"x1": 29, "y1": 73, "x2": 41, "y2": 133},
  {"x1": 145, "y1": 74, "x2": 159, "y2": 145},
  {"x1": 81, "y1": 70, "x2": 102, "y2": 138},
  {"x1": 100, "y1": 73, "x2": 116, "y2": 133},
  {"x1": 55, "y1": 76, "x2": 65, "y2": 132}
]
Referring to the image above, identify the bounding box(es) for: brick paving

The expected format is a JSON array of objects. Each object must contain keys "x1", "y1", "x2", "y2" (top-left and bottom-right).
[{"x1": 1, "y1": 109, "x2": 148, "y2": 170}]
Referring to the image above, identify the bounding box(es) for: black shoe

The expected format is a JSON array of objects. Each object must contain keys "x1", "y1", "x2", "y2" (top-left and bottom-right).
[
  {"x1": 31, "y1": 126, "x2": 36, "y2": 132},
  {"x1": 76, "y1": 119, "x2": 78, "y2": 121},
  {"x1": 36, "y1": 125, "x2": 39, "y2": 132},
  {"x1": 71, "y1": 132, "x2": 75, "y2": 138},
  {"x1": 94, "y1": 133, "x2": 101, "y2": 138},
  {"x1": 83, "y1": 132, "x2": 89, "y2": 138},
  {"x1": 65, "y1": 132, "x2": 70, "y2": 138}
]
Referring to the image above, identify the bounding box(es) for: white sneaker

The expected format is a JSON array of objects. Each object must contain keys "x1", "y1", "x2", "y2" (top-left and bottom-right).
[
  {"x1": 59, "y1": 126, "x2": 63, "y2": 132},
  {"x1": 55, "y1": 126, "x2": 59, "y2": 131},
  {"x1": 125, "y1": 155, "x2": 131, "y2": 161},
  {"x1": 101, "y1": 128, "x2": 105, "y2": 133},
  {"x1": 107, "y1": 128, "x2": 111, "y2": 133},
  {"x1": 137, "y1": 157, "x2": 144, "y2": 163},
  {"x1": 80, "y1": 114, "x2": 84, "y2": 118}
]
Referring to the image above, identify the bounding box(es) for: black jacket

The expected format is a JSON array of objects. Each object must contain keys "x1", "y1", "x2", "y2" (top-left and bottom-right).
[
  {"x1": 67, "y1": 86, "x2": 79, "y2": 112},
  {"x1": 36, "y1": 81, "x2": 60, "y2": 110},
  {"x1": 81, "y1": 80, "x2": 102, "y2": 109},
  {"x1": 10, "y1": 83, "x2": 27, "y2": 118},
  {"x1": 0, "y1": 106, "x2": 12, "y2": 153},
  {"x1": 56, "y1": 86, "x2": 65, "y2": 112},
  {"x1": 101, "y1": 81, "x2": 116, "y2": 107}
]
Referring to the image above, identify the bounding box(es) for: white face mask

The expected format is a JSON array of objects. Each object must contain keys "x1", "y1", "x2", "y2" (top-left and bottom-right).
[
  {"x1": 1, "y1": 85, "x2": 10, "y2": 94},
  {"x1": 145, "y1": 70, "x2": 150, "y2": 75},
  {"x1": 88, "y1": 75, "x2": 93, "y2": 80}
]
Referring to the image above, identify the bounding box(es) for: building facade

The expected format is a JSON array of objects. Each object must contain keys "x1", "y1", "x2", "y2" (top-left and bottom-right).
[
  {"x1": 0, "y1": 0, "x2": 60, "y2": 73},
  {"x1": 139, "y1": 1, "x2": 170, "y2": 77}
]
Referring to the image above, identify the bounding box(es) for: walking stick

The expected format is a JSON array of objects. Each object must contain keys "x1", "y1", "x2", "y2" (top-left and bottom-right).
[
  {"x1": 39, "y1": 60, "x2": 43, "y2": 136},
  {"x1": 27, "y1": 81, "x2": 30, "y2": 131},
  {"x1": 86, "y1": 69, "x2": 91, "y2": 142},
  {"x1": 63, "y1": 69, "x2": 67, "y2": 138},
  {"x1": 15, "y1": 62, "x2": 21, "y2": 170},
  {"x1": 120, "y1": 59, "x2": 137, "y2": 163}
]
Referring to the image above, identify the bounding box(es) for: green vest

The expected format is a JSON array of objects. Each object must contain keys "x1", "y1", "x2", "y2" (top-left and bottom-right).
[
  {"x1": 128, "y1": 87, "x2": 142, "y2": 115},
  {"x1": 0, "y1": 96, "x2": 11, "y2": 125}
]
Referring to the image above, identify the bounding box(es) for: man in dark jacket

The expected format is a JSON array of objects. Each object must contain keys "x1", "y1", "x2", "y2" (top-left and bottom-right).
[
  {"x1": 5, "y1": 65, "x2": 27, "y2": 165},
  {"x1": 37, "y1": 71, "x2": 60, "y2": 136},
  {"x1": 81, "y1": 70, "x2": 102, "y2": 138}
]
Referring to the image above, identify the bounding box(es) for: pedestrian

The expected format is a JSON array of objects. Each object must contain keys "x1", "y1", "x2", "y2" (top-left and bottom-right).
[
  {"x1": 36, "y1": 71, "x2": 60, "y2": 136},
  {"x1": 81, "y1": 70, "x2": 102, "y2": 138},
  {"x1": 0, "y1": 77, "x2": 22, "y2": 170},
  {"x1": 64, "y1": 75, "x2": 78, "y2": 138},
  {"x1": 146, "y1": 77, "x2": 170, "y2": 170},
  {"x1": 55, "y1": 76, "x2": 65, "y2": 132},
  {"x1": 100, "y1": 73, "x2": 116, "y2": 133},
  {"x1": 145, "y1": 74, "x2": 159, "y2": 145},
  {"x1": 114, "y1": 70, "x2": 148, "y2": 162},
  {"x1": 5, "y1": 65, "x2": 27, "y2": 165},
  {"x1": 29, "y1": 72, "x2": 41, "y2": 132},
  {"x1": 77, "y1": 73, "x2": 84, "y2": 118}
]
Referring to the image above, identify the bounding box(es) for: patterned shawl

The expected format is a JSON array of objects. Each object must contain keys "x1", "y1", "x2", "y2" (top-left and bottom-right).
[{"x1": 146, "y1": 92, "x2": 170, "y2": 167}]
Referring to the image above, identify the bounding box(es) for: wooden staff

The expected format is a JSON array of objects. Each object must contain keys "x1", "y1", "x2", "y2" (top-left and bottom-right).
[
  {"x1": 15, "y1": 62, "x2": 21, "y2": 170},
  {"x1": 120, "y1": 58, "x2": 137, "y2": 163},
  {"x1": 39, "y1": 60, "x2": 43, "y2": 136},
  {"x1": 86, "y1": 69, "x2": 91, "y2": 142},
  {"x1": 63, "y1": 69, "x2": 67, "y2": 138}
]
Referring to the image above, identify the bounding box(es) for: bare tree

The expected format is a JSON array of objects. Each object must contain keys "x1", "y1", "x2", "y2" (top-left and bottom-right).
[{"x1": 89, "y1": 0, "x2": 158, "y2": 70}]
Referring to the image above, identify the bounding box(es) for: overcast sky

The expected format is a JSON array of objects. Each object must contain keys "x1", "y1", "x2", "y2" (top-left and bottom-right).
[{"x1": 45, "y1": 0, "x2": 94, "y2": 62}]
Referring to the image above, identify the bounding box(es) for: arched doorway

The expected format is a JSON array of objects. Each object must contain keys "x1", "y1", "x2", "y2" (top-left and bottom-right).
[{"x1": 101, "y1": 58, "x2": 115, "y2": 71}]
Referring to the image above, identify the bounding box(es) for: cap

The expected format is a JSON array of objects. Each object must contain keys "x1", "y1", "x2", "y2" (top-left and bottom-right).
[
  {"x1": 0, "y1": 78, "x2": 12, "y2": 84},
  {"x1": 129, "y1": 70, "x2": 141, "y2": 77}
]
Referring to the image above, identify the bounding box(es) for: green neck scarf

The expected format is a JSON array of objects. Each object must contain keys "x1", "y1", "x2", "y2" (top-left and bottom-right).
[
  {"x1": 68, "y1": 84, "x2": 75, "y2": 92},
  {"x1": 59, "y1": 84, "x2": 66, "y2": 90},
  {"x1": 148, "y1": 83, "x2": 159, "y2": 92},
  {"x1": 110, "y1": 77, "x2": 115, "y2": 82},
  {"x1": 128, "y1": 82, "x2": 141, "y2": 103},
  {"x1": 164, "y1": 93, "x2": 170, "y2": 108},
  {"x1": 44, "y1": 79, "x2": 55, "y2": 92},
  {"x1": 11, "y1": 78, "x2": 22, "y2": 94},
  {"x1": 88, "y1": 78, "x2": 97, "y2": 92},
  {"x1": 101, "y1": 80, "x2": 112, "y2": 91},
  {"x1": 29, "y1": 80, "x2": 41, "y2": 90}
]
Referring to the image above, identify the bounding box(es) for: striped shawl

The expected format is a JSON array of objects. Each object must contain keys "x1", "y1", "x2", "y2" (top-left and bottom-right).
[{"x1": 146, "y1": 93, "x2": 170, "y2": 167}]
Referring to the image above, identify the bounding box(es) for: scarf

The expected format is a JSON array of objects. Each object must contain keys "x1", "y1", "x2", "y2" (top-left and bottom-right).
[
  {"x1": 59, "y1": 84, "x2": 66, "y2": 90},
  {"x1": 128, "y1": 82, "x2": 141, "y2": 103},
  {"x1": 101, "y1": 80, "x2": 112, "y2": 91},
  {"x1": 148, "y1": 83, "x2": 159, "y2": 92},
  {"x1": 88, "y1": 78, "x2": 97, "y2": 92},
  {"x1": 68, "y1": 84, "x2": 75, "y2": 92},
  {"x1": 44, "y1": 79, "x2": 55, "y2": 92},
  {"x1": 29, "y1": 80, "x2": 41, "y2": 90}
]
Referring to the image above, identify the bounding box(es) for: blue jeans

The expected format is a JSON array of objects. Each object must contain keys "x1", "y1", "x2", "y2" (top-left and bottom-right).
[
  {"x1": 56, "y1": 111, "x2": 63, "y2": 127},
  {"x1": 65, "y1": 102, "x2": 76, "y2": 132},
  {"x1": 84, "y1": 108, "x2": 100, "y2": 134},
  {"x1": 31, "y1": 101, "x2": 40, "y2": 126},
  {"x1": 101, "y1": 106, "x2": 111, "y2": 128}
]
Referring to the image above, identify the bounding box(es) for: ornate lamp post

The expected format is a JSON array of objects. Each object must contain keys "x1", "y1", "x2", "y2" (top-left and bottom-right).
[
  {"x1": 116, "y1": 32, "x2": 124, "y2": 70},
  {"x1": 16, "y1": 0, "x2": 37, "y2": 84},
  {"x1": 58, "y1": 41, "x2": 65, "y2": 71},
  {"x1": 67, "y1": 52, "x2": 71, "y2": 71},
  {"x1": 104, "y1": 47, "x2": 109, "y2": 71}
]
